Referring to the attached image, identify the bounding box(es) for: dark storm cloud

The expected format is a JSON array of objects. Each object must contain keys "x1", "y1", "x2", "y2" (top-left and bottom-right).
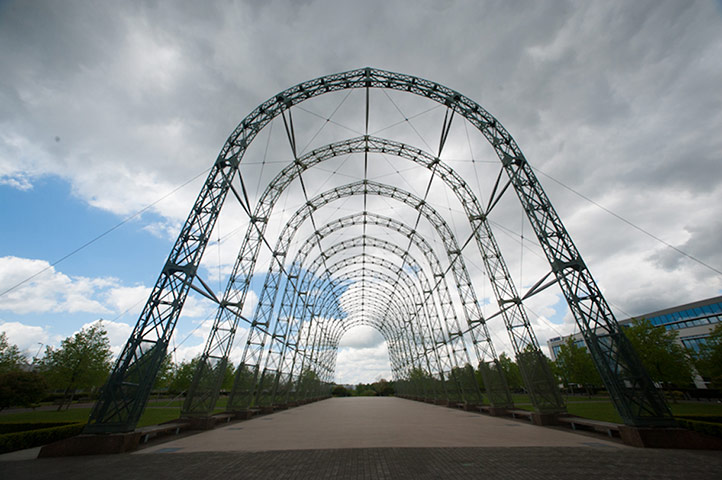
[{"x1": 1, "y1": 0, "x2": 720, "y2": 346}]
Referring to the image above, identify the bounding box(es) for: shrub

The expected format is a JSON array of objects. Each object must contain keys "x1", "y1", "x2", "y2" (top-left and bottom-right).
[
  {"x1": 0, "y1": 422, "x2": 74, "y2": 434},
  {"x1": 676, "y1": 415, "x2": 722, "y2": 439},
  {"x1": 331, "y1": 385, "x2": 350, "y2": 397},
  {"x1": 0, "y1": 371, "x2": 47, "y2": 410},
  {"x1": 0, "y1": 422, "x2": 84, "y2": 453}
]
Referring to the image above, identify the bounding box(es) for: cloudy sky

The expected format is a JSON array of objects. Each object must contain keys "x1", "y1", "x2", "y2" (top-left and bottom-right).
[{"x1": 1, "y1": 0, "x2": 721, "y2": 385}]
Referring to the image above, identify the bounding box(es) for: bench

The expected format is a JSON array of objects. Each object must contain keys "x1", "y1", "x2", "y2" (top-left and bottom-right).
[
  {"x1": 137, "y1": 421, "x2": 190, "y2": 444},
  {"x1": 508, "y1": 409, "x2": 534, "y2": 421},
  {"x1": 212, "y1": 413, "x2": 235, "y2": 424},
  {"x1": 557, "y1": 416, "x2": 621, "y2": 437}
]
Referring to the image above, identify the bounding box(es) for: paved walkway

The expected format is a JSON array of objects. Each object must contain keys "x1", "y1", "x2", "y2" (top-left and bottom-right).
[
  {"x1": 138, "y1": 396, "x2": 624, "y2": 452},
  {"x1": 3, "y1": 397, "x2": 722, "y2": 479}
]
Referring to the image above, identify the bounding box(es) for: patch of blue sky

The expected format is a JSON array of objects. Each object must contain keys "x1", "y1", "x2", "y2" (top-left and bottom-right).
[
  {"x1": 0, "y1": 176, "x2": 172, "y2": 283},
  {"x1": 546, "y1": 294, "x2": 569, "y2": 325}
]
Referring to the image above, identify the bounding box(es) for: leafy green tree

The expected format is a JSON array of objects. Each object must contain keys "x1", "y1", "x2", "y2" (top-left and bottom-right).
[
  {"x1": 37, "y1": 322, "x2": 113, "y2": 410},
  {"x1": 221, "y1": 361, "x2": 236, "y2": 391},
  {"x1": 0, "y1": 371, "x2": 47, "y2": 410},
  {"x1": 298, "y1": 368, "x2": 321, "y2": 397},
  {"x1": 497, "y1": 353, "x2": 523, "y2": 390},
  {"x1": 153, "y1": 354, "x2": 175, "y2": 390},
  {"x1": 695, "y1": 323, "x2": 722, "y2": 388},
  {"x1": 0, "y1": 332, "x2": 26, "y2": 374},
  {"x1": 404, "y1": 367, "x2": 435, "y2": 397},
  {"x1": 354, "y1": 382, "x2": 374, "y2": 395},
  {"x1": 624, "y1": 318, "x2": 693, "y2": 388},
  {"x1": 554, "y1": 337, "x2": 601, "y2": 396},
  {"x1": 168, "y1": 357, "x2": 201, "y2": 394},
  {"x1": 373, "y1": 379, "x2": 395, "y2": 396},
  {"x1": 331, "y1": 385, "x2": 351, "y2": 396}
]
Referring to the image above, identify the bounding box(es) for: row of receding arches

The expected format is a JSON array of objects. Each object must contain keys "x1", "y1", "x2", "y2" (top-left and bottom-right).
[
  {"x1": 85, "y1": 68, "x2": 673, "y2": 434},
  {"x1": 179, "y1": 135, "x2": 561, "y2": 416}
]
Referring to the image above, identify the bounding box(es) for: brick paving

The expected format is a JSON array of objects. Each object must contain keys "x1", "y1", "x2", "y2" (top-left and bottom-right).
[
  {"x1": 4, "y1": 447, "x2": 722, "y2": 479},
  {"x1": 2, "y1": 397, "x2": 722, "y2": 478},
  {"x1": 137, "y1": 397, "x2": 625, "y2": 452}
]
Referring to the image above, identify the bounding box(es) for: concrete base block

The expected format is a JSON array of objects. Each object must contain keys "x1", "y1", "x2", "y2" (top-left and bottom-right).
[
  {"x1": 273, "y1": 404, "x2": 288, "y2": 410},
  {"x1": 232, "y1": 410, "x2": 254, "y2": 420},
  {"x1": 487, "y1": 407, "x2": 508, "y2": 416},
  {"x1": 38, "y1": 432, "x2": 141, "y2": 457},
  {"x1": 260, "y1": 406, "x2": 275, "y2": 414},
  {"x1": 186, "y1": 416, "x2": 218, "y2": 430},
  {"x1": 619, "y1": 426, "x2": 722, "y2": 449},
  {"x1": 531, "y1": 413, "x2": 558, "y2": 426},
  {"x1": 435, "y1": 399, "x2": 449, "y2": 406}
]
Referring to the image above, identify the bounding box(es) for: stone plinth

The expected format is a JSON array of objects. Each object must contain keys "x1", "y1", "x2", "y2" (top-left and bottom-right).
[
  {"x1": 38, "y1": 432, "x2": 141, "y2": 457},
  {"x1": 619, "y1": 426, "x2": 722, "y2": 449}
]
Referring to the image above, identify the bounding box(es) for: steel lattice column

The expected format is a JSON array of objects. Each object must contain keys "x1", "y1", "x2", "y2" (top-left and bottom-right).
[{"x1": 87, "y1": 68, "x2": 670, "y2": 433}]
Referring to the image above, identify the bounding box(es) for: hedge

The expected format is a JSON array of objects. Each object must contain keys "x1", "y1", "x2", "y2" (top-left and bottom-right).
[
  {"x1": 0, "y1": 422, "x2": 77, "y2": 435},
  {"x1": 676, "y1": 415, "x2": 722, "y2": 439},
  {"x1": 0, "y1": 422, "x2": 85, "y2": 454}
]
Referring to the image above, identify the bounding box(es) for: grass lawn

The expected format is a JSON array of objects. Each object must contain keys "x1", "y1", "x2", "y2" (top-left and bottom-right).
[
  {"x1": 0, "y1": 407, "x2": 183, "y2": 428},
  {"x1": 565, "y1": 402, "x2": 623, "y2": 423},
  {"x1": 668, "y1": 402, "x2": 722, "y2": 417},
  {"x1": 4, "y1": 396, "x2": 720, "y2": 430},
  {"x1": 148, "y1": 396, "x2": 230, "y2": 409},
  {"x1": 510, "y1": 393, "x2": 615, "y2": 405},
  {"x1": 512, "y1": 399, "x2": 722, "y2": 424}
]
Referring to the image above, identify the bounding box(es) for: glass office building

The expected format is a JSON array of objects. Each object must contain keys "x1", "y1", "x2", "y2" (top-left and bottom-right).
[{"x1": 546, "y1": 295, "x2": 722, "y2": 387}]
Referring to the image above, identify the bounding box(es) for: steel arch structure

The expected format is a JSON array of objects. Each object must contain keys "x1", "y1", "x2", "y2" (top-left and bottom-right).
[
  {"x1": 216, "y1": 179, "x2": 515, "y2": 412},
  {"x1": 271, "y1": 213, "x2": 479, "y2": 404},
  {"x1": 259, "y1": 236, "x2": 474, "y2": 405},
  {"x1": 85, "y1": 68, "x2": 673, "y2": 434},
  {"x1": 184, "y1": 136, "x2": 552, "y2": 416}
]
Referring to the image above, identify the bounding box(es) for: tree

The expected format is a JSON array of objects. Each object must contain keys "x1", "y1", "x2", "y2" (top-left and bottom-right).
[
  {"x1": 695, "y1": 323, "x2": 722, "y2": 389},
  {"x1": 153, "y1": 354, "x2": 175, "y2": 391},
  {"x1": 221, "y1": 361, "x2": 235, "y2": 391},
  {"x1": 0, "y1": 332, "x2": 26, "y2": 374},
  {"x1": 624, "y1": 318, "x2": 694, "y2": 388},
  {"x1": 331, "y1": 385, "x2": 351, "y2": 396},
  {"x1": 297, "y1": 369, "x2": 321, "y2": 397},
  {"x1": 554, "y1": 337, "x2": 601, "y2": 396},
  {"x1": 0, "y1": 371, "x2": 47, "y2": 410},
  {"x1": 373, "y1": 379, "x2": 395, "y2": 396},
  {"x1": 168, "y1": 357, "x2": 201, "y2": 394},
  {"x1": 37, "y1": 322, "x2": 113, "y2": 410},
  {"x1": 354, "y1": 382, "x2": 374, "y2": 395},
  {"x1": 497, "y1": 353, "x2": 523, "y2": 390}
]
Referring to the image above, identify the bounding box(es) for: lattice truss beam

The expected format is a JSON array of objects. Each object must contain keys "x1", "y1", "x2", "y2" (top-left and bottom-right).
[{"x1": 85, "y1": 68, "x2": 673, "y2": 434}]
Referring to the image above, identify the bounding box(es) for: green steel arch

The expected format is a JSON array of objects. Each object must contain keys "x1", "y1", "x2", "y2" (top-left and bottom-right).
[{"x1": 86, "y1": 68, "x2": 672, "y2": 434}]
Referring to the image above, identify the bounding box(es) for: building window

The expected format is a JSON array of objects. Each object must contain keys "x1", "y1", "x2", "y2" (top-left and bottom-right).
[{"x1": 681, "y1": 335, "x2": 709, "y2": 355}]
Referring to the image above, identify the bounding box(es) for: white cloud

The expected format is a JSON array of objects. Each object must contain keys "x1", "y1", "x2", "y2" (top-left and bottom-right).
[
  {"x1": 0, "y1": 321, "x2": 60, "y2": 358},
  {"x1": 334, "y1": 343, "x2": 392, "y2": 384},
  {"x1": 102, "y1": 284, "x2": 150, "y2": 316},
  {"x1": 78, "y1": 319, "x2": 134, "y2": 357},
  {"x1": 2, "y1": 0, "x2": 721, "y2": 385},
  {"x1": 0, "y1": 256, "x2": 111, "y2": 314},
  {"x1": 338, "y1": 325, "x2": 385, "y2": 348}
]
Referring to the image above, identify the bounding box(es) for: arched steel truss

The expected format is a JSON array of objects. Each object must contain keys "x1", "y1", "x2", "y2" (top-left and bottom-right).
[
  {"x1": 183, "y1": 136, "x2": 551, "y2": 416},
  {"x1": 214, "y1": 177, "x2": 516, "y2": 413},
  {"x1": 288, "y1": 212, "x2": 478, "y2": 398},
  {"x1": 86, "y1": 68, "x2": 673, "y2": 434},
  {"x1": 259, "y1": 236, "x2": 473, "y2": 405}
]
